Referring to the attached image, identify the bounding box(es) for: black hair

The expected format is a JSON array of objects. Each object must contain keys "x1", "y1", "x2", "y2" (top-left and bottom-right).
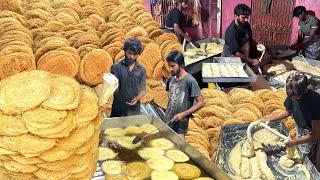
[
  {"x1": 293, "y1": 6, "x2": 306, "y2": 17},
  {"x1": 175, "y1": 0, "x2": 188, "y2": 6},
  {"x1": 124, "y1": 37, "x2": 142, "y2": 54},
  {"x1": 234, "y1": 4, "x2": 252, "y2": 16},
  {"x1": 166, "y1": 50, "x2": 185, "y2": 67},
  {"x1": 286, "y1": 71, "x2": 309, "y2": 97}
]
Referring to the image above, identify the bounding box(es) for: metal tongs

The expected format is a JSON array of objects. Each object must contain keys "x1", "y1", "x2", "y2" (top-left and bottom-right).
[{"x1": 132, "y1": 119, "x2": 175, "y2": 144}]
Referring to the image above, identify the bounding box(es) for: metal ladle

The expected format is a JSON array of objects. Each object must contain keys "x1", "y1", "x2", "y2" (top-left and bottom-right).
[{"x1": 257, "y1": 44, "x2": 266, "y2": 74}]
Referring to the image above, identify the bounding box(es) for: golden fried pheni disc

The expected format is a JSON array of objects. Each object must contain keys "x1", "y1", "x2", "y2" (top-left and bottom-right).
[
  {"x1": 140, "y1": 124, "x2": 158, "y2": 134},
  {"x1": 104, "y1": 128, "x2": 125, "y2": 137},
  {"x1": 41, "y1": 74, "x2": 80, "y2": 110},
  {"x1": 0, "y1": 70, "x2": 51, "y2": 115},
  {"x1": 171, "y1": 163, "x2": 201, "y2": 179},
  {"x1": 165, "y1": 149, "x2": 190, "y2": 163},
  {"x1": 147, "y1": 156, "x2": 174, "y2": 171},
  {"x1": 117, "y1": 136, "x2": 141, "y2": 150},
  {"x1": 150, "y1": 138, "x2": 174, "y2": 150},
  {"x1": 151, "y1": 170, "x2": 178, "y2": 180},
  {"x1": 98, "y1": 147, "x2": 117, "y2": 161},
  {"x1": 138, "y1": 147, "x2": 165, "y2": 160},
  {"x1": 124, "y1": 161, "x2": 152, "y2": 179},
  {"x1": 124, "y1": 126, "x2": 144, "y2": 135},
  {"x1": 102, "y1": 160, "x2": 124, "y2": 175}
]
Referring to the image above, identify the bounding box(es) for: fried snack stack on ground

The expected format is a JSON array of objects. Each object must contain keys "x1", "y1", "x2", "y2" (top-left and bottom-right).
[
  {"x1": 0, "y1": 70, "x2": 101, "y2": 179},
  {"x1": 188, "y1": 87, "x2": 295, "y2": 161},
  {"x1": 0, "y1": 10, "x2": 36, "y2": 79},
  {"x1": 0, "y1": 0, "x2": 182, "y2": 84}
]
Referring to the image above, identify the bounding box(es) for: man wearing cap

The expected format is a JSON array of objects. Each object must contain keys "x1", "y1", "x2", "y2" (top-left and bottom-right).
[
  {"x1": 110, "y1": 38, "x2": 146, "y2": 117},
  {"x1": 165, "y1": 50, "x2": 204, "y2": 136}
]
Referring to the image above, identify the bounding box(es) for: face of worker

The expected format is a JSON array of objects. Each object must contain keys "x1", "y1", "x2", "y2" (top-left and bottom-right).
[
  {"x1": 236, "y1": 15, "x2": 249, "y2": 25},
  {"x1": 168, "y1": 61, "x2": 181, "y2": 76},
  {"x1": 178, "y1": 2, "x2": 188, "y2": 11},
  {"x1": 298, "y1": 12, "x2": 307, "y2": 21},
  {"x1": 125, "y1": 50, "x2": 139, "y2": 65}
]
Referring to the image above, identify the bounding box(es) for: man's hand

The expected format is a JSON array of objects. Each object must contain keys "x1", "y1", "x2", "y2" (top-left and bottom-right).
[
  {"x1": 285, "y1": 138, "x2": 295, "y2": 147},
  {"x1": 251, "y1": 59, "x2": 260, "y2": 66},
  {"x1": 185, "y1": 33, "x2": 191, "y2": 42},
  {"x1": 298, "y1": 49, "x2": 303, "y2": 56},
  {"x1": 260, "y1": 118, "x2": 270, "y2": 125},
  {"x1": 126, "y1": 97, "x2": 138, "y2": 106},
  {"x1": 173, "y1": 112, "x2": 186, "y2": 122}
]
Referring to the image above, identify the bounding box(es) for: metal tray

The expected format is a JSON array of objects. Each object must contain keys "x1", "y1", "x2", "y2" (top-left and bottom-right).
[
  {"x1": 184, "y1": 38, "x2": 224, "y2": 66},
  {"x1": 215, "y1": 121, "x2": 320, "y2": 180},
  {"x1": 94, "y1": 115, "x2": 231, "y2": 180},
  {"x1": 268, "y1": 70, "x2": 313, "y2": 89},
  {"x1": 292, "y1": 56, "x2": 320, "y2": 67},
  {"x1": 291, "y1": 56, "x2": 320, "y2": 78},
  {"x1": 202, "y1": 63, "x2": 257, "y2": 83},
  {"x1": 213, "y1": 57, "x2": 242, "y2": 63}
]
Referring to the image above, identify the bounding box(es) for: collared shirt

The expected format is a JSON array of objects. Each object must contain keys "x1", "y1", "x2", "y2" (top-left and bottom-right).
[
  {"x1": 110, "y1": 59, "x2": 146, "y2": 117},
  {"x1": 222, "y1": 20, "x2": 252, "y2": 56},
  {"x1": 298, "y1": 15, "x2": 320, "y2": 37}
]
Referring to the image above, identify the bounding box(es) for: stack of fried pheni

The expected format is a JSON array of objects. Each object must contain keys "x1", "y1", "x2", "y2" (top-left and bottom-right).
[{"x1": 0, "y1": 70, "x2": 101, "y2": 179}]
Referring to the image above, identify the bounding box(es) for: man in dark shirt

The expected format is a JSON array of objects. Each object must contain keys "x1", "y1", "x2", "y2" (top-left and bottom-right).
[
  {"x1": 165, "y1": 0, "x2": 191, "y2": 42},
  {"x1": 291, "y1": 6, "x2": 320, "y2": 60},
  {"x1": 164, "y1": 50, "x2": 204, "y2": 136},
  {"x1": 262, "y1": 72, "x2": 320, "y2": 167},
  {"x1": 110, "y1": 38, "x2": 146, "y2": 117},
  {"x1": 222, "y1": 4, "x2": 260, "y2": 68}
]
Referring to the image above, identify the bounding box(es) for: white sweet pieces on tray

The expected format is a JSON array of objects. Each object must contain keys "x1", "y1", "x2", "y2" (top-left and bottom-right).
[{"x1": 203, "y1": 63, "x2": 248, "y2": 78}]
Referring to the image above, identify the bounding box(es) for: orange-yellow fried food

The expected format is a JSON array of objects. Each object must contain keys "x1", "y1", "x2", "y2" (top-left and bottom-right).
[
  {"x1": 234, "y1": 103, "x2": 262, "y2": 118},
  {"x1": 205, "y1": 98, "x2": 234, "y2": 112},
  {"x1": 201, "y1": 88, "x2": 229, "y2": 100},
  {"x1": 233, "y1": 109, "x2": 258, "y2": 123},
  {"x1": 41, "y1": 74, "x2": 80, "y2": 111},
  {"x1": 222, "y1": 118, "x2": 244, "y2": 126},
  {"x1": 79, "y1": 49, "x2": 113, "y2": 85},
  {"x1": 185, "y1": 135, "x2": 210, "y2": 152},
  {"x1": 153, "y1": 90, "x2": 168, "y2": 109},
  {"x1": 37, "y1": 49, "x2": 79, "y2": 77},
  {"x1": 194, "y1": 105, "x2": 232, "y2": 120},
  {"x1": 0, "y1": 70, "x2": 51, "y2": 115},
  {"x1": 202, "y1": 116, "x2": 224, "y2": 129},
  {"x1": 205, "y1": 127, "x2": 221, "y2": 142}
]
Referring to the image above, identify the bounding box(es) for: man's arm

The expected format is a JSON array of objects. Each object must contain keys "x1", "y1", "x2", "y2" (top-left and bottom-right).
[
  {"x1": 262, "y1": 109, "x2": 291, "y2": 123},
  {"x1": 235, "y1": 52, "x2": 259, "y2": 66},
  {"x1": 173, "y1": 23, "x2": 191, "y2": 41},
  {"x1": 173, "y1": 95, "x2": 204, "y2": 121},
  {"x1": 301, "y1": 29, "x2": 316, "y2": 48},
  {"x1": 286, "y1": 120, "x2": 320, "y2": 146}
]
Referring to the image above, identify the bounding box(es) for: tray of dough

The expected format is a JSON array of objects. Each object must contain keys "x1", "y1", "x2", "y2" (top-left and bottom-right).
[
  {"x1": 202, "y1": 63, "x2": 257, "y2": 83},
  {"x1": 215, "y1": 121, "x2": 320, "y2": 180}
]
